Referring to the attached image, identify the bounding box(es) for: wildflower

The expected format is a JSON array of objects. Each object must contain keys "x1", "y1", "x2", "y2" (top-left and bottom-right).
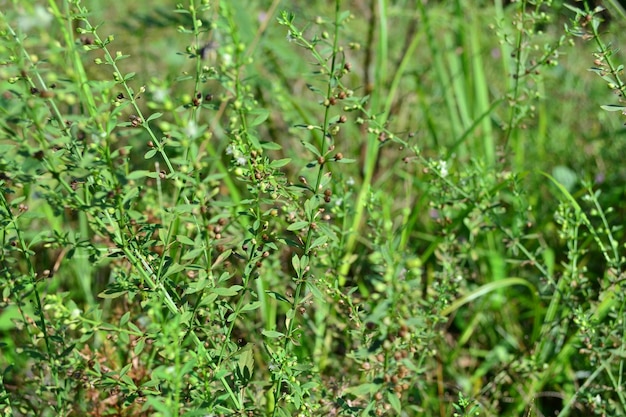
[
  {"x1": 436, "y1": 160, "x2": 448, "y2": 178},
  {"x1": 185, "y1": 121, "x2": 198, "y2": 138},
  {"x1": 152, "y1": 87, "x2": 169, "y2": 103},
  {"x1": 221, "y1": 53, "x2": 232, "y2": 66}
]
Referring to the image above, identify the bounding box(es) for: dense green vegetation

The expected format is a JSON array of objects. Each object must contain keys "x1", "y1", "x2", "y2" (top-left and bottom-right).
[{"x1": 2, "y1": 0, "x2": 626, "y2": 415}]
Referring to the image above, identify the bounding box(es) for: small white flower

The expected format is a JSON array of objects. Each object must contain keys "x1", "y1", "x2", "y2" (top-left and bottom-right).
[
  {"x1": 436, "y1": 160, "x2": 448, "y2": 178},
  {"x1": 346, "y1": 177, "x2": 355, "y2": 186},
  {"x1": 221, "y1": 53, "x2": 232, "y2": 66},
  {"x1": 225, "y1": 144, "x2": 235, "y2": 155},
  {"x1": 236, "y1": 156, "x2": 247, "y2": 166},
  {"x1": 152, "y1": 87, "x2": 169, "y2": 103},
  {"x1": 185, "y1": 121, "x2": 198, "y2": 138}
]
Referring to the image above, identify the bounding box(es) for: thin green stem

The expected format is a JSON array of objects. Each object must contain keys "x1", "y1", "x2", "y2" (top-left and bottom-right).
[
  {"x1": 0, "y1": 192, "x2": 63, "y2": 411},
  {"x1": 271, "y1": 1, "x2": 342, "y2": 413}
]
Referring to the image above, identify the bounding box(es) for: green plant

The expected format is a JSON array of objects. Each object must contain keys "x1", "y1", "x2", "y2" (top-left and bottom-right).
[{"x1": 2, "y1": 0, "x2": 626, "y2": 416}]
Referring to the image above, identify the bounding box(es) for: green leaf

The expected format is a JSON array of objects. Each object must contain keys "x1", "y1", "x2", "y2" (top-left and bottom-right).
[
  {"x1": 144, "y1": 149, "x2": 157, "y2": 159},
  {"x1": 265, "y1": 291, "x2": 291, "y2": 304},
  {"x1": 181, "y1": 247, "x2": 204, "y2": 260},
  {"x1": 133, "y1": 338, "x2": 145, "y2": 356},
  {"x1": 291, "y1": 254, "x2": 300, "y2": 272},
  {"x1": 269, "y1": 158, "x2": 291, "y2": 168},
  {"x1": 441, "y1": 277, "x2": 538, "y2": 316},
  {"x1": 338, "y1": 10, "x2": 351, "y2": 22},
  {"x1": 287, "y1": 221, "x2": 309, "y2": 231},
  {"x1": 217, "y1": 272, "x2": 231, "y2": 283},
  {"x1": 600, "y1": 104, "x2": 626, "y2": 112},
  {"x1": 119, "y1": 311, "x2": 130, "y2": 327},
  {"x1": 122, "y1": 187, "x2": 139, "y2": 207},
  {"x1": 262, "y1": 330, "x2": 285, "y2": 338},
  {"x1": 305, "y1": 281, "x2": 324, "y2": 301},
  {"x1": 26, "y1": 231, "x2": 50, "y2": 249},
  {"x1": 240, "y1": 301, "x2": 261, "y2": 311},
  {"x1": 387, "y1": 391, "x2": 401, "y2": 413},
  {"x1": 176, "y1": 235, "x2": 195, "y2": 246},
  {"x1": 247, "y1": 133, "x2": 262, "y2": 149},
  {"x1": 128, "y1": 322, "x2": 142, "y2": 334},
  {"x1": 309, "y1": 235, "x2": 328, "y2": 251},
  {"x1": 235, "y1": 345, "x2": 254, "y2": 382},
  {"x1": 172, "y1": 204, "x2": 198, "y2": 213},
  {"x1": 146, "y1": 112, "x2": 163, "y2": 122},
  {"x1": 274, "y1": 407, "x2": 290, "y2": 417},
  {"x1": 212, "y1": 249, "x2": 232, "y2": 268},
  {"x1": 261, "y1": 141, "x2": 282, "y2": 150},
  {"x1": 587, "y1": 67, "x2": 615, "y2": 83},
  {"x1": 304, "y1": 197, "x2": 319, "y2": 214},
  {"x1": 185, "y1": 274, "x2": 210, "y2": 294},
  {"x1": 249, "y1": 109, "x2": 270, "y2": 126},
  {"x1": 213, "y1": 286, "x2": 243, "y2": 296},
  {"x1": 119, "y1": 363, "x2": 132, "y2": 378},
  {"x1": 162, "y1": 262, "x2": 185, "y2": 279},
  {"x1": 146, "y1": 398, "x2": 173, "y2": 417},
  {"x1": 344, "y1": 383, "x2": 381, "y2": 395},
  {"x1": 59, "y1": 343, "x2": 76, "y2": 359},
  {"x1": 0, "y1": 144, "x2": 15, "y2": 154},
  {"x1": 180, "y1": 358, "x2": 197, "y2": 377},
  {"x1": 301, "y1": 141, "x2": 321, "y2": 157},
  {"x1": 126, "y1": 169, "x2": 159, "y2": 180},
  {"x1": 98, "y1": 287, "x2": 127, "y2": 299}
]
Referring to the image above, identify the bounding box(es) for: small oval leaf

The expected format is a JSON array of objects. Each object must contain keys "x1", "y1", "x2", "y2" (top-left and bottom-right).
[{"x1": 262, "y1": 330, "x2": 285, "y2": 338}]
